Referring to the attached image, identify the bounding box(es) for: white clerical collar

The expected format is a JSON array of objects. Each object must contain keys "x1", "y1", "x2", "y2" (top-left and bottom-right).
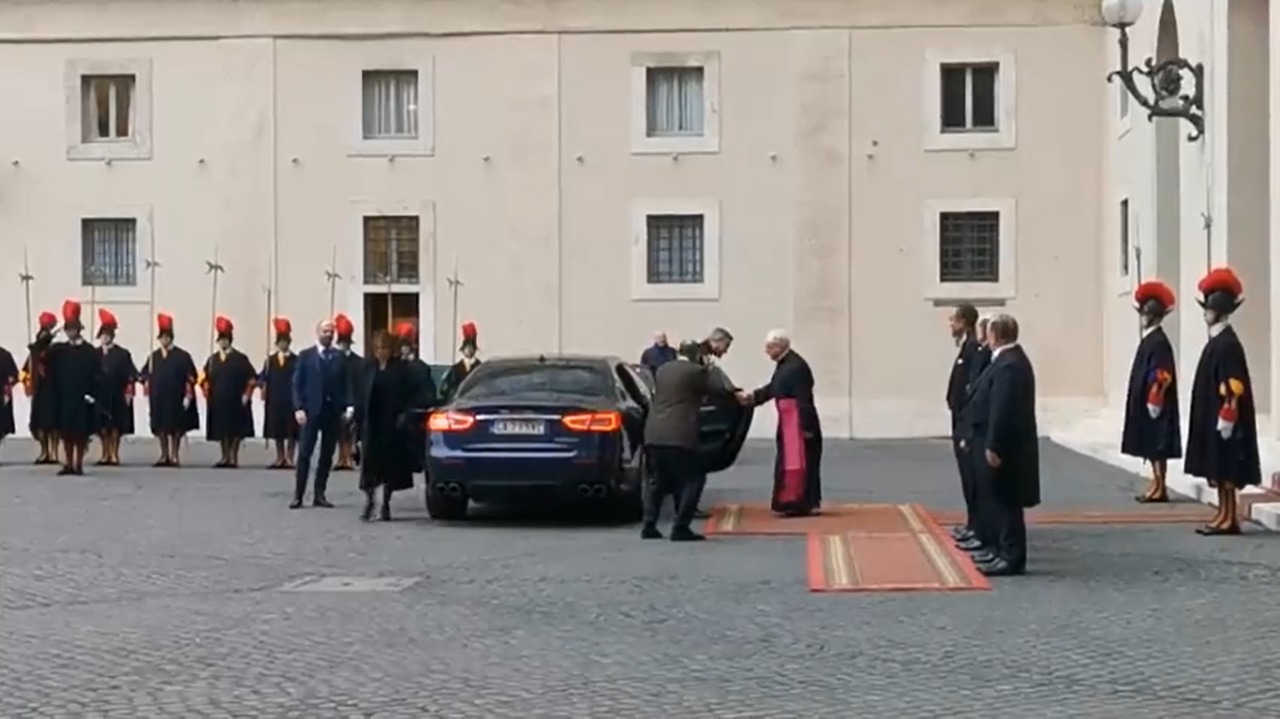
[
  {"x1": 991, "y1": 342, "x2": 1018, "y2": 361},
  {"x1": 1142, "y1": 323, "x2": 1161, "y2": 338},
  {"x1": 1208, "y1": 320, "x2": 1230, "y2": 338}
]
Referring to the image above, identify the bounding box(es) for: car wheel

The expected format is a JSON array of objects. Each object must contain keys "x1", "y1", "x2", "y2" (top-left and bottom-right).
[{"x1": 425, "y1": 485, "x2": 468, "y2": 521}]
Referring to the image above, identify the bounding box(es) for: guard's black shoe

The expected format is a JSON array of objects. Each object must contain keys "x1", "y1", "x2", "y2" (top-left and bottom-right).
[
  {"x1": 691, "y1": 508, "x2": 711, "y2": 520},
  {"x1": 978, "y1": 558, "x2": 1024, "y2": 576},
  {"x1": 955, "y1": 537, "x2": 984, "y2": 552},
  {"x1": 951, "y1": 526, "x2": 974, "y2": 541},
  {"x1": 969, "y1": 550, "x2": 997, "y2": 565},
  {"x1": 288, "y1": 498, "x2": 304, "y2": 510},
  {"x1": 670, "y1": 528, "x2": 706, "y2": 542},
  {"x1": 313, "y1": 497, "x2": 334, "y2": 509},
  {"x1": 378, "y1": 505, "x2": 392, "y2": 522},
  {"x1": 640, "y1": 525, "x2": 663, "y2": 540}
]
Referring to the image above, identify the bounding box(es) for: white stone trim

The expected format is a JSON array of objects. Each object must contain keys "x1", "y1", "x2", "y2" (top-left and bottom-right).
[
  {"x1": 347, "y1": 198, "x2": 437, "y2": 360},
  {"x1": 922, "y1": 48, "x2": 1016, "y2": 152},
  {"x1": 922, "y1": 197, "x2": 1017, "y2": 302},
  {"x1": 75, "y1": 204, "x2": 154, "y2": 305},
  {"x1": 347, "y1": 57, "x2": 436, "y2": 158},
  {"x1": 629, "y1": 51, "x2": 721, "y2": 155},
  {"x1": 64, "y1": 58, "x2": 154, "y2": 161},
  {"x1": 1115, "y1": 82, "x2": 1133, "y2": 139},
  {"x1": 629, "y1": 198, "x2": 721, "y2": 302}
]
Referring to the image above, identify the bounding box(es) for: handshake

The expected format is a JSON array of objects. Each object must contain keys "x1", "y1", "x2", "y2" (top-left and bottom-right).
[{"x1": 733, "y1": 390, "x2": 754, "y2": 406}]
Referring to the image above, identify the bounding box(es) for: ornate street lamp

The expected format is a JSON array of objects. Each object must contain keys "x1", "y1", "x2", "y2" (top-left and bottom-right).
[{"x1": 1102, "y1": 0, "x2": 1205, "y2": 141}]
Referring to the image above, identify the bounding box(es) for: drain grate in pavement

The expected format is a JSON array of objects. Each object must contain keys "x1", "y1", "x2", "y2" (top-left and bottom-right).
[{"x1": 278, "y1": 576, "x2": 422, "y2": 592}]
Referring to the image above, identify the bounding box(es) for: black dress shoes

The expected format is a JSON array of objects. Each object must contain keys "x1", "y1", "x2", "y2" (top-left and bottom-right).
[
  {"x1": 640, "y1": 525, "x2": 663, "y2": 540},
  {"x1": 978, "y1": 557, "x2": 1025, "y2": 576},
  {"x1": 670, "y1": 528, "x2": 706, "y2": 542},
  {"x1": 288, "y1": 498, "x2": 304, "y2": 510},
  {"x1": 955, "y1": 537, "x2": 984, "y2": 552},
  {"x1": 692, "y1": 508, "x2": 711, "y2": 520},
  {"x1": 313, "y1": 497, "x2": 334, "y2": 509},
  {"x1": 969, "y1": 550, "x2": 997, "y2": 565},
  {"x1": 950, "y1": 526, "x2": 974, "y2": 541}
]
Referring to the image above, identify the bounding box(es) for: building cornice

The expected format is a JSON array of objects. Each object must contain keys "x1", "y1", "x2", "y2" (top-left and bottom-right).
[{"x1": 0, "y1": 0, "x2": 1103, "y2": 42}]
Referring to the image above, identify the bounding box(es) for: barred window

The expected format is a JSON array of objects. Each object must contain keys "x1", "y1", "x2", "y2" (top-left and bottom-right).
[
  {"x1": 646, "y1": 214, "x2": 704, "y2": 284},
  {"x1": 81, "y1": 218, "x2": 138, "y2": 286},
  {"x1": 363, "y1": 216, "x2": 420, "y2": 285},
  {"x1": 938, "y1": 211, "x2": 1000, "y2": 283},
  {"x1": 646, "y1": 67, "x2": 705, "y2": 138},
  {"x1": 362, "y1": 70, "x2": 419, "y2": 140}
]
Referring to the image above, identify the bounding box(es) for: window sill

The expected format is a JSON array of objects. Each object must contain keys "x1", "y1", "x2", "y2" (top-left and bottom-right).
[
  {"x1": 347, "y1": 140, "x2": 434, "y2": 158},
  {"x1": 629, "y1": 283, "x2": 721, "y2": 302},
  {"x1": 922, "y1": 131, "x2": 1016, "y2": 153},
  {"x1": 922, "y1": 283, "x2": 1016, "y2": 302},
  {"x1": 67, "y1": 140, "x2": 152, "y2": 161},
  {"x1": 630, "y1": 136, "x2": 720, "y2": 155}
]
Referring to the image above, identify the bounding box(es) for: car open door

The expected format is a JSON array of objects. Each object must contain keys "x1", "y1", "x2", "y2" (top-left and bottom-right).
[{"x1": 697, "y1": 366, "x2": 754, "y2": 473}]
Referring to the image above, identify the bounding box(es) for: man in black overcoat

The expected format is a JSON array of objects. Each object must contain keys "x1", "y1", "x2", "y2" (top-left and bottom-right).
[
  {"x1": 48, "y1": 300, "x2": 103, "y2": 476},
  {"x1": 24, "y1": 311, "x2": 61, "y2": 464},
  {"x1": 94, "y1": 308, "x2": 138, "y2": 466},
  {"x1": 945, "y1": 303, "x2": 983, "y2": 545},
  {"x1": 1120, "y1": 280, "x2": 1182, "y2": 502},
  {"x1": 260, "y1": 317, "x2": 299, "y2": 469},
  {"x1": 201, "y1": 316, "x2": 257, "y2": 468},
  {"x1": 957, "y1": 313, "x2": 1040, "y2": 577},
  {"x1": 141, "y1": 313, "x2": 200, "y2": 467},
  {"x1": 1183, "y1": 267, "x2": 1261, "y2": 536}
]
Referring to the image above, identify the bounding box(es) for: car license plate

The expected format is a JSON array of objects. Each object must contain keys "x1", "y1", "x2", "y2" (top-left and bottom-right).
[{"x1": 491, "y1": 419, "x2": 546, "y2": 435}]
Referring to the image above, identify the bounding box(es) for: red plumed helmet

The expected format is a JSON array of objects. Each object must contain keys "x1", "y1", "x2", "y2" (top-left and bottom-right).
[
  {"x1": 98, "y1": 308, "x2": 119, "y2": 330},
  {"x1": 62, "y1": 299, "x2": 82, "y2": 323},
  {"x1": 461, "y1": 321, "x2": 478, "y2": 341},
  {"x1": 396, "y1": 321, "x2": 417, "y2": 342},
  {"x1": 273, "y1": 317, "x2": 292, "y2": 336},
  {"x1": 156, "y1": 313, "x2": 174, "y2": 333},
  {"x1": 38, "y1": 311, "x2": 57, "y2": 330},
  {"x1": 1197, "y1": 267, "x2": 1244, "y2": 297},
  {"x1": 215, "y1": 315, "x2": 234, "y2": 336},
  {"x1": 1133, "y1": 280, "x2": 1176, "y2": 311},
  {"x1": 334, "y1": 313, "x2": 355, "y2": 338}
]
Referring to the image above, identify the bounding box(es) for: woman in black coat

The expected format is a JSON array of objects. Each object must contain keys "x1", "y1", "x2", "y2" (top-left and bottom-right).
[{"x1": 355, "y1": 331, "x2": 419, "y2": 522}]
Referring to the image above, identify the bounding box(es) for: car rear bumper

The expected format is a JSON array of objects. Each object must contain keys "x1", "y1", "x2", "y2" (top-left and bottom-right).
[{"x1": 426, "y1": 453, "x2": 637, "y2": 504}]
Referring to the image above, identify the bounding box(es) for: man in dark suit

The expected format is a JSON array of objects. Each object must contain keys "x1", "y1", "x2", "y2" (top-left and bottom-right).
[
  {"x1": 641, "y1": 340, "x2": 738, "y2": 542},
  {"x1": 639, "y1": 332, "x2": 677, "y2": 374},
  {"x1": 945, "y1": 303, "x2": 983, "y2": 544},
  {"x1": 290, "y1": 319, "x2": 355, "y2": 509},
  {"x1": 958, "y1": 313, "x2": 1040, "y2": 577}
]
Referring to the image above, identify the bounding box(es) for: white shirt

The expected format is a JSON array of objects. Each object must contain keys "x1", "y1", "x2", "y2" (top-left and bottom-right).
[
  {"x1": 1208, "y1": 320, "x2": 1230, "y2": 338},
  {"x1": 991, "y1": 342, "x2": 1019, "y2": 362},
  {"x1": 1142, "y1": 324, "x2": 1161, "y2": 339}
]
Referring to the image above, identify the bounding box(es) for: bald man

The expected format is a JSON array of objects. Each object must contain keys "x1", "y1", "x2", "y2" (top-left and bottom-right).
[
  {"x1": 290, "y1": 319, "x2": 355, "y2": 509},
  {"x1": 639, "y1": 332, "x2": 677, "y2": 374}
]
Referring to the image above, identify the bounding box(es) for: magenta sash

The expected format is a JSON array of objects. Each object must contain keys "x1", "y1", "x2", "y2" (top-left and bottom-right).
[{"x1": 776, "y1": 398, "x2": 807, "y2": 505}]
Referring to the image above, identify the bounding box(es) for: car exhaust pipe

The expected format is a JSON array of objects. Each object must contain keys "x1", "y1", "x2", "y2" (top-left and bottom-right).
[
  {"x1": 444, "y1": 483, "x2": 464, "y2": 497},
  {"x1": 577, "y1": 484, "x2": 594, "y2": 497},
  {"x1": 591, "y1": 485, "x2": 608, "y2": 497}
]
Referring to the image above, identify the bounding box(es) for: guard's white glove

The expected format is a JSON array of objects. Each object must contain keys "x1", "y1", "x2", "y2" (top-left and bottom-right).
[
  {"x1": 343, "y1": 406, "x2": 355, "y2": 422},
  {"x1": 84, "y1": 394, "x2": 95, "y2": 404},
  {"x1": 1217, "y1": 417, "x2": 1235, "y2": 440},
  {"x1": 241, "y1": 394, "x2": 250, "y2": 406},
  {"x1": 1147, "y1": 404, "x2": 1161, "y2": 419},
  {"x1": 125, "y1": 396, "x2": 133, "y2": 407},
  {"x1": 182, "y1": 396, "x2": 192, "y2": 410},
  {"x1": 295, "y1": 410, "x2": 307, "y2": 426}
]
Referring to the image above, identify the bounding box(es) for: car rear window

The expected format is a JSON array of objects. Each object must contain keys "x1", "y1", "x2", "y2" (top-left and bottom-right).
[{"x1": 455, "y1": 364, "x2": 613, "y2": 400}]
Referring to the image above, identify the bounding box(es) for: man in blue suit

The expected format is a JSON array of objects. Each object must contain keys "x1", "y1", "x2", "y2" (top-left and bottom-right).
[{"x1": 290, "y1": 319, "x2": 355, "y2": 509}]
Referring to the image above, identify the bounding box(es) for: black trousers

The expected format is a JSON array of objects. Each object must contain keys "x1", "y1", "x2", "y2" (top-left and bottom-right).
[
  {"x1": 295, "y1": 407, "x2": 341, "y2": 500},
  {"x1": 643, "y1": 446, "x2": 706, "y2": 530},
  {"x1": 951, "y1": 428, "x2": 978, "y2": 533},
  {"x1": 972, "y1": 453, "x2": 1027, "y2": 569}
]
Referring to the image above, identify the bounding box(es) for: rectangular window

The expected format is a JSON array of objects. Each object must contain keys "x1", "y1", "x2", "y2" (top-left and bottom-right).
[
  {"x1": 1119, "y1": 199, "x2": 1130, "y2": 276},
  {"x1": 646, "y1": 67, "x2": 705, "y2": 138},
  {"x1": 938, "y1": 211, "x2": 1000, "y2": 283},
  {"x1": 362, "y1": 216, "x2": 420, "y2": 285},
  {"x1": 362, "y1": 70, "x2": 420, "y2": 140},
  {"x1": 646, "y1": 214, "x2": 704, "y2": 284},
  {"x1": 940, "y1": 63, "x2": 998, "y2": 133},
  {"x1": 81, "y1": 218, "x2": 138, "y2": 286},
  {"x1": 81, "y1": 75, "x2": 135, "y2": 142}
]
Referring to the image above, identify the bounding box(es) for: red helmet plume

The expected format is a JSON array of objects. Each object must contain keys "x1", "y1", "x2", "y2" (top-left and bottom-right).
[
  {"x1": 97, "y1": 308, "x2": 119, "y2": 330},
  {"x1": 215, "y1": 315, "x2": 234, "y2": 337},
  {"x1": 395, "y1": 321, "x2": 417, "y2": 343},
  {"x1": 38, "y1": 311, "x2": 57, "y2": 331},
  {"x1": 334, "y1": 313, "x2": 355, "y2": 338},
  {"x1": 1197, "y1": 267, "x2": 1244, "y2": 298},
  {"x1": 272, "y1": 317, "x2": 292, "y2": 337},
  {"x1": 156, "y1": 313, "x2": 174, "y2": 334},
  {"x1": 461, "y1": 321, "x2": 477, "y2": 341},
  {"x1": 1133, "y1": 281, "x2": 1175, "y2": 312},
  {"x1": 61, "y1": 299, "x2": 82, "y2": 323}
]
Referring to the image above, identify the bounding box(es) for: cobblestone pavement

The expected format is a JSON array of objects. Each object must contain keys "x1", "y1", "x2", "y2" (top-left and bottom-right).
[{"x1": 2, "y1": 437, "x2": 1279, "y2": 718}]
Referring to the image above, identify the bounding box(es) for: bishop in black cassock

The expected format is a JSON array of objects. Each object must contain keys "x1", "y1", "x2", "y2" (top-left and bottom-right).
[
  {"x1": 747, "y1": 331, "x2": 822, "y2": 517},
  {"x1": 260, "y1": 317, "x2": 299, "y2": 469},
  {"x1": 94, "y1": 308, "x2": 138, "y2": 466},
  {"x1": 48, "y1": 300, "x2": 103, "y2": 476},
  {"x1": 140, "y1": 313, "x2": 200, "y2": 467},
  {"x1": 1184, "y1": 267, "x2": 1262, "y2": 536},
  {"x1": 1120, "y1": 281, "x2": 1182, "y2": 503},
  {"x1": 201, "y1": 315, "x2": 257, "y2": 468}
]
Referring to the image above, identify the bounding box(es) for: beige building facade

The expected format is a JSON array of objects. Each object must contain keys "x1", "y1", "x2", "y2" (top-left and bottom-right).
[{"x1": 1, "y1": 0, "x2": 1242, "y2": 441}]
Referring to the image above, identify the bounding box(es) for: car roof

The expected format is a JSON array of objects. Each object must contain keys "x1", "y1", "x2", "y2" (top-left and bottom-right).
[{"x1": 479, "y1": 354, "x2": 623, "y2": 368}]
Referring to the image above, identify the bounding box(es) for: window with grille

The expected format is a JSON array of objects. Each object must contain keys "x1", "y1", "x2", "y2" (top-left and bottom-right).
[
  {"x1": 940, "y1": 63, "x2": 998, "y2": 133},
  {"x1": 81, "y1": 75, "x2": 135, "y2": 142},
  {"x1": 646, "y1": 67, "x2": 705, "y2": 137},
  {"x1": 646, "y1": 214, "x2": 704, "y2": 284},
  {"x1": 362, "y1": 70, "x2": 420, "y2": 140},
  {"x1": 363, "y1": 216, "x2": 420, "y2": 285},
  {"x1": 81, "y1": 218, "x2": 138, "y2": 287},
  {"x1": 938, "y1": 211, "x2": 1000, "y2": 283},
  {"x1": 1119, "y1": 199, "x2": 1130, "y2": 276}
]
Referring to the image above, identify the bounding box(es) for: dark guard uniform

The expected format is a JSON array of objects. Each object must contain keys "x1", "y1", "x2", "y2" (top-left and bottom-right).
[
  {"x1": 356, "y1": 350, "x2": 417, "y2": 521},
  {"x1": 260, "y1": 317, "x2": 299, "y2": 469},
  {"x1": 333, "y1": 313, "x2": 362, "y2": 471},
  {"x1": 140, "y1": 313, "x2": 199, "y2": 467},
  {"x1": 946, "y1": 318, "x2": 984, "y2": 543},
  {"x1": 1184, "y1": 267, "x2": 1261, "y2": 536},
  {"x1": 23, "y1": 311, "x2": 61, "y2": 464},
  {"x1": 94, "y1": 308, "x2": 138, "y2": 466},
  {"x1": 395, "y1": 321, "x2": 438, "y2": 474},
  {"x1": 439, "y1": 321, "x2": 481, "y2": 401},
  {"x1": 200, "y1": 315, "x2": 256, "y2": 468},
  {"x1": 1120, "y1": 281, "x2": 1182, "y2": 503},
  {"x1": 750, "y1": 349, "x2": 822, "y2": 517},
  {"x1": 959, "y1": 340, "x2": 1040, "y2": 576},
  {"x1": 48, "y1": 300, "x2": 103, "y2": 475},
  {"x1": 0, "y1": 343, "x2": 18, "y2": 445}
]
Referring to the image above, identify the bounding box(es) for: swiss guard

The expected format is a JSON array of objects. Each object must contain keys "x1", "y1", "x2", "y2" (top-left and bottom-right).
[
  {"x1": 260, "y1": 317, "x2": 299, "y2": 469},
  {"x1": 94, "y1": 308, "x2": 139, "y2": 466},
  {"x1": 0, "y1": 339, "x2": 18, "y2": 453},
  {"x1": 334, "y1": 313, "x2": 361, "y2": 471},
  {"x1": 48, "y1": 300, "x2": 102, "y2": 476},
  {"x1": 24, "y1": 311, "x2": 60, "y2": 464},
  {"x1": 439, "y1": 321, "x2": 480, "y2": 400},
  {"x1": 140, "y1": 313, "x2": 199, "y2": 467},
  {"x1": 1120, "y1": 280, "x2": 1182, "y2": 503},
  {"x1": 1184, "y1": 267, "x2": 1262, "y2": 536},
  {"x1": 396, "y1": 321, "x2": 438, "y2": 473},
  {"x1": 200, "y1": 316, "x2": 257, "y2": 468}
]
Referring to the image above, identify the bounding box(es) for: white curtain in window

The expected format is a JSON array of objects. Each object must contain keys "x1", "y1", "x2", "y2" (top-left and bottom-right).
[
  {"x1": 363, "y1": 71, "x2": 419, "y2": 140},
  {"x1": 647, "y1": 68, "x2": 704, "y2": 137}
]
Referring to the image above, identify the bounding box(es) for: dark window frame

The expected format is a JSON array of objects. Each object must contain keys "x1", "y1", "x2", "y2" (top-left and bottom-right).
[
  {"x1": 939, "y1": 62, "x2": 999, "y2": 134},
  {"x1": 645, "y1": 214, "x2": 705, "y2": 285},
  {"x1": 81, "y1": 217, "x2": 139, "y2": 287},
  {"x1": 362, "y1": 215, "x2": 420, "y2": 285},
  {"x1": 937, "y1": 210, "x2": 1000, "y2": 284}
]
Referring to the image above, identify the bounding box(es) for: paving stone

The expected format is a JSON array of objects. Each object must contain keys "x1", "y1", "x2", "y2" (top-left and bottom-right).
[{"x1": 1, "y1": 438, "x2": 1279, "y2": 717}]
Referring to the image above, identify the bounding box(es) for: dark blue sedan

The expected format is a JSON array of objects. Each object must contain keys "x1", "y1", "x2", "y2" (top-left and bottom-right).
[{"x1": 423, "y1": 354, "x2": 753, "y2": 521}]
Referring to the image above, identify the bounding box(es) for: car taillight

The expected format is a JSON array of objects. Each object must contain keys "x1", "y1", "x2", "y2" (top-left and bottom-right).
[
  {"x1": 561, "y1": 411, "x2": 621, "y2": 432},
  {"x1": 428, "y1": 411, "x2": 476, "y2": 432}
]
